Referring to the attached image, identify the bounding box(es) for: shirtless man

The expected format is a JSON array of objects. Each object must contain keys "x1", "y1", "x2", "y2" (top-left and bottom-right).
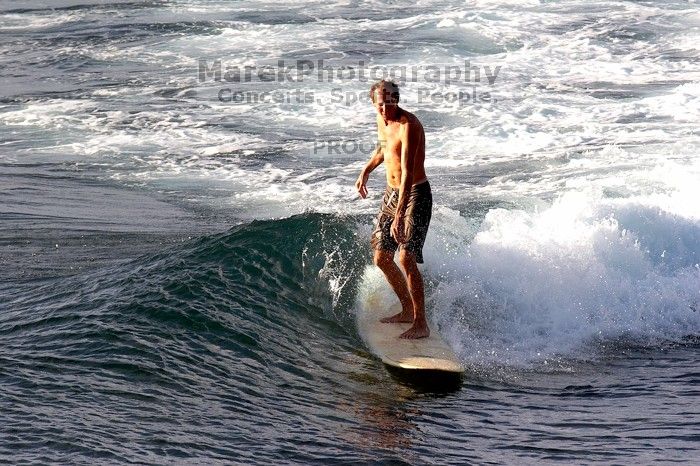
[{"x1": 355, "y1": 80, "x2": 432, "y2": 339}]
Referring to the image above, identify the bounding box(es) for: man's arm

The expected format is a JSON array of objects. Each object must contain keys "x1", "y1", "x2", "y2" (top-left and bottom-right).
[
  {"x1": 355, "y1": 143, "x2": 384, "y2": 199},
  {"x1": 356, "y1": 118, "x2": 386, "y2": 199}
]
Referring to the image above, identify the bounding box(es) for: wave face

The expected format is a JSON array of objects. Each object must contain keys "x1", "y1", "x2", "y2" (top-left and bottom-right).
[{"x1": 1, "y1": 213, "x2": 375, "y2": 463}]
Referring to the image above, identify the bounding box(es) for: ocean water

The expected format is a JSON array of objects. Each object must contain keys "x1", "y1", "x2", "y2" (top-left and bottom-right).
[{"x1": 1, "y1": 0, "x2": 699, "y2": 464}]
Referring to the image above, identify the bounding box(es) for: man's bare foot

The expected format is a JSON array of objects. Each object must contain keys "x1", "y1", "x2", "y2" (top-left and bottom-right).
[
  {"x1": 380, "y1": 310, "x2": 414, "y2": 323},
  {"x1": 399, "y1": 320, "x2": 430, "y2": 339}
]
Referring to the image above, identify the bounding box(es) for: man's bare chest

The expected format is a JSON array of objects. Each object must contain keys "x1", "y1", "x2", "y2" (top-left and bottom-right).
[{"x1": 381, "y1": 125, "x2": 403, "y2": 156}]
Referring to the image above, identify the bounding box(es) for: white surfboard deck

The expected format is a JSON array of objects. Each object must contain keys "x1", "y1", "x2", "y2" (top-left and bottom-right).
[{"x1": 357, "y1": 292, "x2": 464, "y2": 373}]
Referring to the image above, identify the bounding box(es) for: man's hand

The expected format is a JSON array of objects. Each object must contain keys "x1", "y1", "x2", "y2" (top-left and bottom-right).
[
  {"x1": 391, "y1": 215, "x2": 406, "y2": 244},
  {"x1": 355, "y1": 172, "x2": 369, "y2": 199}
]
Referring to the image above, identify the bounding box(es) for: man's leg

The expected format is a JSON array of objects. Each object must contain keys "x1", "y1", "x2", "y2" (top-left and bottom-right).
[
  {"x1": 374, "y1": 249, "x2": 414, "y2": 323},
  {"x1": 397, "y1": 249, "x2": 430, "y2": 339}
]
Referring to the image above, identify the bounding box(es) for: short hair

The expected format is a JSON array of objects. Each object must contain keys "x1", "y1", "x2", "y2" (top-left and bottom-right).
[{"x1": 369, "y1": 80, "x2": 399, "y2": 103}]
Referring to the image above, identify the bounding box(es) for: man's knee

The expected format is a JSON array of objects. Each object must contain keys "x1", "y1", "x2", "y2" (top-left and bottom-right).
[
  {"x1": 398, "y1": 249, "x2": 418, "y2": 273},
  {"x1": 373, "y1": 250, "x2": 394, "y2": 269}
]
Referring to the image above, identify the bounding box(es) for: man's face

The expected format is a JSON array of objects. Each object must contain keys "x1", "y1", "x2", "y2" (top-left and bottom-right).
[{"x1": 373, "y1": 88, "x2": 398, "y2": 121}]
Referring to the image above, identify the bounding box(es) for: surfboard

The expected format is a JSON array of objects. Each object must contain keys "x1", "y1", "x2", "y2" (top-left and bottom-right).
[{"x1": 357, "y1": 292, "x2": 464, "y2": 374}]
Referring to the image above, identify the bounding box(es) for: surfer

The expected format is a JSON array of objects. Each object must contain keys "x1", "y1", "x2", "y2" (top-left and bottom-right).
[{"x1": 355, "y1": 80, "x2": 432, "y2": 339}]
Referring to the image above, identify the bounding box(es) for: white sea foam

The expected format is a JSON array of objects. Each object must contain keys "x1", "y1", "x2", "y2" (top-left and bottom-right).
[
  {"x1": 0, "y1": 12, "x2": 82, "y2": 30},
  {"x1": 356, "y1": 187, "x2": 700, "y2": 369}
]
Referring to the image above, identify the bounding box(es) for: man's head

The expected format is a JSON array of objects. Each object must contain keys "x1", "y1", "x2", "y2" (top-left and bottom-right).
[{"x1": 369, "y1": 80, "x2": 400, "y2": 121}]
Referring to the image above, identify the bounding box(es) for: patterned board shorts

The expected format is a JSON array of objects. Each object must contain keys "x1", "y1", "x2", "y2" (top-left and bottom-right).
[{"x1": 370, "y1": 180, "x2": 432, "y2": 263}]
